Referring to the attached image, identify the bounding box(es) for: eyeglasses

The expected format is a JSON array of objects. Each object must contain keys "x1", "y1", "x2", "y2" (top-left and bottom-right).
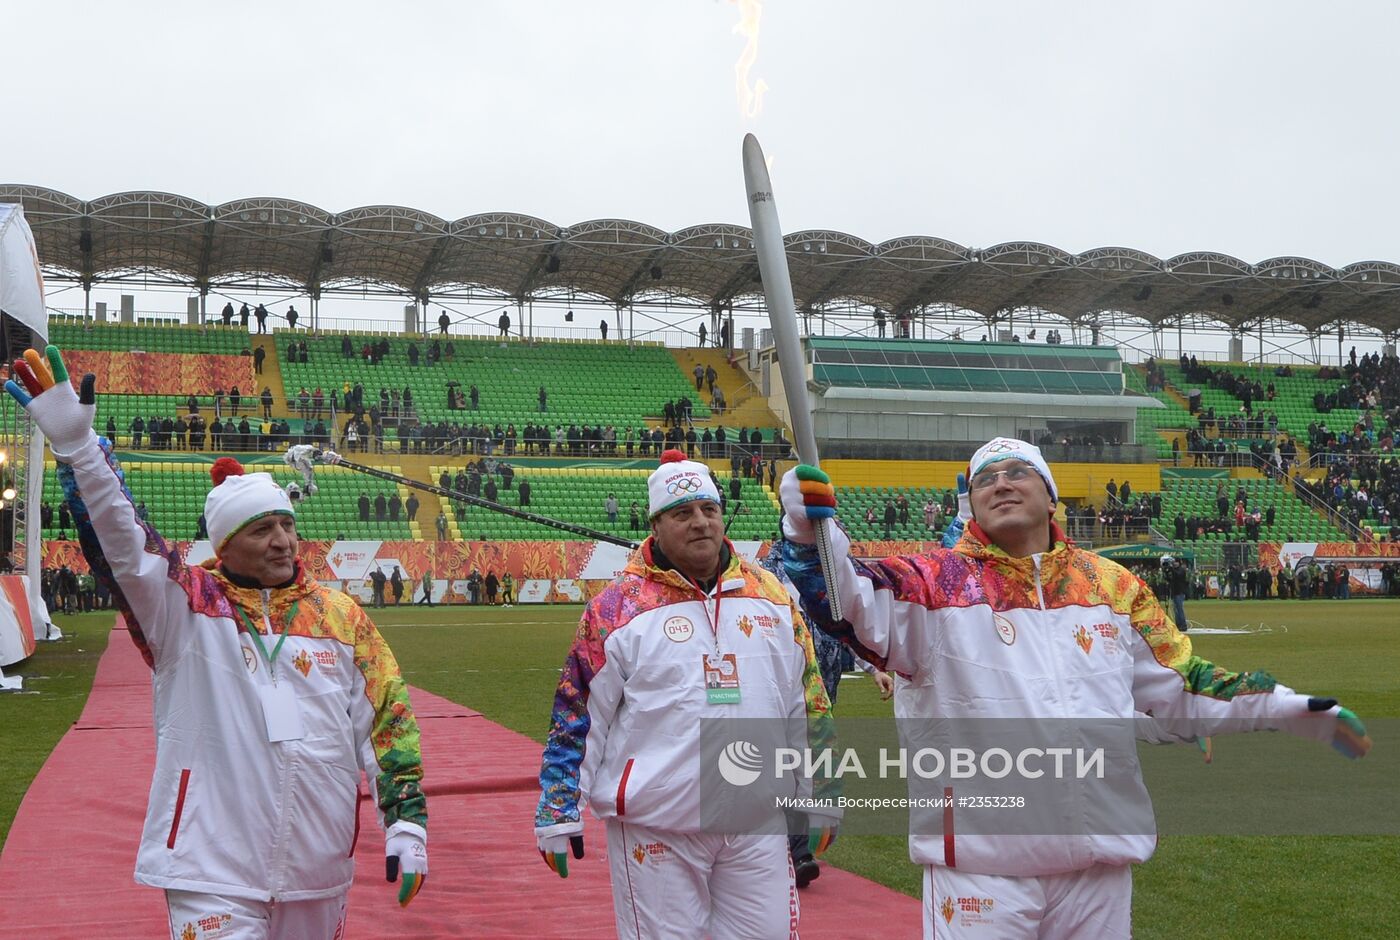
[{"x1": 969, "y1": 463, "x2": 1036, "y2": 491}]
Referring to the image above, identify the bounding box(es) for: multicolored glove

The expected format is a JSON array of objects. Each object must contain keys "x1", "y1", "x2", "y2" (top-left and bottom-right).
[
  {"x1": 538, "y1": 831, "x2": 585, "y2": 878},
  {"x1": 385, "y1": 821, "x2": 428, "y2": 907},
  {"x1": 779, "y1": 464, "x2": 835, "y2": 544},
  {"x1": 807, "y1": 815, "x2": 839, "y2": 857},
  {"x1": 1308, "y1": 697, "x2": 1372, "y2": 759},
  {"x1": 940, "y1": 473, "x2": 971, "y2": 548},
  {"x1": 4, "y1": 345, "x2": 98, "y2": 460}
]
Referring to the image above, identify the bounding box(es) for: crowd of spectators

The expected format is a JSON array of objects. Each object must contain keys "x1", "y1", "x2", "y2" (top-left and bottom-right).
[{"x1": 1298, "y1": 454, "x2": 1400, "y2": 541}]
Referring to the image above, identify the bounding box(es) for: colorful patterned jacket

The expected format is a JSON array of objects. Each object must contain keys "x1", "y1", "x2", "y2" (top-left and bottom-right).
[
  {"x1": 784, "y1": 520, "x2": 1337, "y2": 877},
  {"x1": 535, "y1": 539, "x2": 834, "y2": 840},
  {"x1": 58, "y1": 437, "x2": 426, "y2": 902}
]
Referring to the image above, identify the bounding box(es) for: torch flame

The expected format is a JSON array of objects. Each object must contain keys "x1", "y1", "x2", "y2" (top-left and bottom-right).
[{"x1": 731, "y1": 0, "x2": 768, "y2": 120}]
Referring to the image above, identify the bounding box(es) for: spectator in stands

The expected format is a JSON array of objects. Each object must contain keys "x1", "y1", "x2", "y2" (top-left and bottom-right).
[
  {"x1": 286, "y1": 305, "x2": 299, "y2": 329},
  {"x1": 538, "y1": 386, "x2": 548, "y2": 413},
  {"x1": 253, "y1": 304, "x2": 267, "y2": 333},
  {"x1": 438, "y1": 310, "x2": 450, "y2": 334},
  {"x1": 498, "y1": 311, "x2": 511, "y2": 337},
  {"x1": 599, "y1": 318, "x2": 609, "y2": 341},
  {"x1": 435, "y1": 511, "x2": 448, "y2": 541},
  {"x1": 374, "y1": 493, "x2": 387, "y2": 522},
  {"x1": 897, "y1": 494, "x2": 910, "y2": 526},
  {"x1": 1105, "y1": 479, "x2": 1118, "y2": 505},
  {"x1": 883, "y1": 499, "x2": 896, "y2": 538},
  {"x1": 698, "y1": 322, "x2": 707, "y2": 347},
  {"x1": 518, "y1": 480, "x2": 531, "y2": 507},
  {"x1": 130, "y1": 415, "x2": 145, "y2": 449},
  {"x1": 388, "y1": 494, "x2": 402, "y2": 521},
  {"x1": 605, "y1": 493, "x2": 619, "y2": 524},
  {"x1": 405, "y1": 493, "x2": 419, "y2": 522}
]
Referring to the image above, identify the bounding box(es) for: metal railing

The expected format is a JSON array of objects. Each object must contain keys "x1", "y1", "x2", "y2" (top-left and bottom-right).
[{"x1": 1267, "y1": 457, "x2": 1369, "y2": 541}]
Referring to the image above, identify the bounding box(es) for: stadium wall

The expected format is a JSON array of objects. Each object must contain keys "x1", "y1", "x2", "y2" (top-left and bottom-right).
[{"x1": 820, "y1": 459, "x2": 1161, "y2": 502}]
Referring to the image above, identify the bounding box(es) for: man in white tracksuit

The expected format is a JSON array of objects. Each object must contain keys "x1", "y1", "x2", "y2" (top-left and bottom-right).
[
  {"x1": 283, "y1": 442, "x2": 319, "y2": 496},
  {"x1": 779, "y1": 437, "x2": 1371, "y2": 939},
  {"x1": 8, "y1": 346, "x2": 428, "y2": 940},
  {"x1": 535, "y1": 450, "x2": 839, "y2": 939}
]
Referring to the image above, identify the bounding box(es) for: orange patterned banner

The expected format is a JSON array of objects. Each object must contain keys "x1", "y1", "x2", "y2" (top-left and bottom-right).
[
  {"x1": 62, "y1": 351, "x2": 253, "y2": 396},
  {"x1": 43, "y1": 538, "x2": 943, "y2": 581}
]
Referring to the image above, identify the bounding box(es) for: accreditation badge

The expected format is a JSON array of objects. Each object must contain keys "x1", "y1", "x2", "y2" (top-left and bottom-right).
[{"x1": 703, "y1": 652, "x2": 741, "y2": 704}]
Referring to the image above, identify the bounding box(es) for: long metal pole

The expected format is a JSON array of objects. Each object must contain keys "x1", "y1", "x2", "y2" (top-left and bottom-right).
[
  {"x1": 317, "y1": 451, "x2": 639, "y2": 548},
  {"x1": 741, "y1": 134, "x2": 844, "y2": 619}
]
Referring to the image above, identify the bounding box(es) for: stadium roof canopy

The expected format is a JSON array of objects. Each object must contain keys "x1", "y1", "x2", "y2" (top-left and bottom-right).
[{"x1": 4, "y1": 184, "x2": 1400, "y2": 337}]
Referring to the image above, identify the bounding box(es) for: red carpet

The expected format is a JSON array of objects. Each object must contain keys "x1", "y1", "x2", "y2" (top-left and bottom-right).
[{"x1": 0, "y1": 622, "x2": 921, "y2": 938}]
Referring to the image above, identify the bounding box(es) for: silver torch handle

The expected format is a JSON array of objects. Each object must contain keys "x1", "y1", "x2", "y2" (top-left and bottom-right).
[{"x1": 741, "y1": 133, "x2": 844, "y2": 621}]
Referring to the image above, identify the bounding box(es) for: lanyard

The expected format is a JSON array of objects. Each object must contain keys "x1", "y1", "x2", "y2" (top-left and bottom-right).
[
  {"x1": 687, "y1": 575, "x2": 724, "y2": 652},
  {"x1": 236, "y1": 600, "x2": 300, "y2": 680}
]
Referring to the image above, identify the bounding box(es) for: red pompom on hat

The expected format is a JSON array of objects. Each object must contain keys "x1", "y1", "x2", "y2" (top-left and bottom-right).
[
  {"x1": 659, "y1": 449, "x2": 688, "y2": 464},
  {"x1": 210, "y1": 457, "x2": 245, "y2": 486}
]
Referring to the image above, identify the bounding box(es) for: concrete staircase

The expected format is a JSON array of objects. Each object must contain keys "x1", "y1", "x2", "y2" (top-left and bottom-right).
[{"x1": 670, "y1": 348, "x2": 781, "y2": 431}]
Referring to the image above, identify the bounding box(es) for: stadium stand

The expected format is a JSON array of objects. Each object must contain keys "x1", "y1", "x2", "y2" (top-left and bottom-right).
[
  {"x1": 1160, "y1": 474, "x2": 1347, "y2": 545},
  {"x1": 277, "y1": 333, "x2": 712, "y2": 430},
  {"x1": 1123, "y1": 364, "x2": 1193, "y2": 459},
  {"x1": 835, "y1": 485, "x2": 956, "y2": 542},
  {"x1": 431, "y1": 465, "x2": 781, "y2": 542},
  {"x1": 39, "y1": 462, "x2": 415, "y2": 542}
]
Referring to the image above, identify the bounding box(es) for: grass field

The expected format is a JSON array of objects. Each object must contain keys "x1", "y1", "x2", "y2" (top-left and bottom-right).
[{"x1": 3, "y1": 599, "x2": 1396, "y2": 938}]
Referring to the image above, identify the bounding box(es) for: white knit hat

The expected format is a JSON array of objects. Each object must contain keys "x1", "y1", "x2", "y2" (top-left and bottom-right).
[
  {"x1": 205, "y1": 457, "x2": 295, "y2": 551},
  {"x1": 648, "y1": 449, "x2": 721, "y2": 519},
  {"x1": 968, "y1": 437, "x2": 1058, "y2": 503}
]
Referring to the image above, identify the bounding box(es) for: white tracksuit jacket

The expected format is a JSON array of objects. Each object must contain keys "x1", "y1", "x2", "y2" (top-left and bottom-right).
[
  {"x1": 535, "y1": 540, "x2": 835, "y2": 841},
  {"x1": 56, "y1": 437, "x2": 426, "y2": 901}
]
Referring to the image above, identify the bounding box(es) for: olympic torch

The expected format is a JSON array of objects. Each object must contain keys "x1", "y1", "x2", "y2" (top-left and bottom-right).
[{"x1": 741, "y1": 133, "x2": 844, "y2": 620}]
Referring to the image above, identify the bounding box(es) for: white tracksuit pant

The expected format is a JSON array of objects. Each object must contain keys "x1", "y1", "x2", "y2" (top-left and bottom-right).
[
  {"x1": 293, "y1": 458, "x2": 316, "y2": 492},
  {"x1": 922, "y1": 862, "x2": 1131, "y2": 939},
  {"x1": 166, "y1": 890, "x2": 348, "y2": 940},
  {"x1": 604, "y1": 820, "x2": 798, "y2": 940}
]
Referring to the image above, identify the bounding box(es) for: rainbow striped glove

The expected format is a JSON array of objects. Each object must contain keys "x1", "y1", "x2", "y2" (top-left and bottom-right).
[
  {"x1": 385, "y1": 822, "x2": 427, "y2": 907},
  {"x1": 779, "y1": 464, "x2": 836, "y2": 544},
  {"x1": 5, "y1": 345, "x2": 98, "y2": 460},
  {"x1": 940, "y1": 473, "x2": 971, "y2": 548},
  {"x1": 807, "y1": 815, "x2": 839, "y2": 857},
  {"x1": 1309, "y1": 697, "x2": 1372, "y2": 759},
  {"x1": 538, "y1": 831, "x2": 586, "y2": 878}
]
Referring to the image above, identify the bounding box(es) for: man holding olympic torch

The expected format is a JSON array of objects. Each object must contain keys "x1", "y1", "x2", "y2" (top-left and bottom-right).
[{"x1": 779, "y1": 436, "x2": 1371, "y2": 939}]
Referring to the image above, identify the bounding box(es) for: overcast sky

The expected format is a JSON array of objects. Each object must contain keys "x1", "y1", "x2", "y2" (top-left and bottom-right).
[{"x1": 10, "y1": 0, "x2": 1400, "y2": 269}]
